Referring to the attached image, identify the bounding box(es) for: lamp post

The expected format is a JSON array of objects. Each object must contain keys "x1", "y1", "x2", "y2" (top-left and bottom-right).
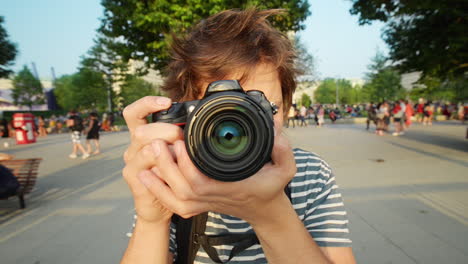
[{"x1": 335, "y1": 78, "x2": 339, "y2": 106}]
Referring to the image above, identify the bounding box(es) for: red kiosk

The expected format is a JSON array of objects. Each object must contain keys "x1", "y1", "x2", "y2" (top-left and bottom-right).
[{"x1": 13, "y1": 113, "x2": 36, "y2": 144}]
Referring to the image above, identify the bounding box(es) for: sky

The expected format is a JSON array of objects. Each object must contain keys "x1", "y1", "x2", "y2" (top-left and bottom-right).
[{"x1": 2, "y1": 0, "x2": 388, "y2": 80}]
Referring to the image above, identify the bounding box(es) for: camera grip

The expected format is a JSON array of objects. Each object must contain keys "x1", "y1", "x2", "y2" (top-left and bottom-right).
[{"x1": 151, "y1": 102, "x2": 187, "y2": 126}]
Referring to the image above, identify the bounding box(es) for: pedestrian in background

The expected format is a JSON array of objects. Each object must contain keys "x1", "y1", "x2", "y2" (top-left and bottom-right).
[
  {"x1": 85, "y1": 112, "x2": 101, "y2": 155},
  {"x1": 299, "y1": 105, "x2": 307, "y2": 127},
  {"x1": 366, "y1": 102, "x2": 377, "y2": 130},
  {"x1": 405, "y1": 100, "x2": 414, "y2": 129},
  {"x1": 317, "y1": 105, "x2": 325, "y2": 127},
  {"x1": 38, "y1": 116, "x2": 47, "y2": 137},
  {"x1": 286, "y1": 106, "x2": 296, "y2": 128},
  {"x1": 67, "y1": 110, "x2": 89, "y2": 159}
]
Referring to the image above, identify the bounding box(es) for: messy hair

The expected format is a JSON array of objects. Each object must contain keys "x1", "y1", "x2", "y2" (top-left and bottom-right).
[{"x1": 162, "y1": 8, "x2": 299, "y2": 116}]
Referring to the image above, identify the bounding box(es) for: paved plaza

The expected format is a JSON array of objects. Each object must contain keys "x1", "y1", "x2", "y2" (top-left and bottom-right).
[{"x1": 0, "y1": 122, "x2": 467, "y2": 264}]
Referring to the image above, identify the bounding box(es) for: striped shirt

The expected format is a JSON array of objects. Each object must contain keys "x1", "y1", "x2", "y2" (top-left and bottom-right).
[{"x1": 168, "y1": 148, "x2": 352, "y2": 263}]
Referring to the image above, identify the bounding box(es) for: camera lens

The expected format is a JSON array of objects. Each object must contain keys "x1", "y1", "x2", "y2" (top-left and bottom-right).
[
  {"x1": 210, "y1": 120, "x2": 248, "y2": 156},
  {"x1": 185, "y1": 92, "x2": 274, "y2": 182}
]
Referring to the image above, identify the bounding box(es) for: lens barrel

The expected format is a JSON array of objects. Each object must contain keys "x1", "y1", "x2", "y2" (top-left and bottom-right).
[{"x1": 184, "y1": 92, "x2": 274, "y2": 181}]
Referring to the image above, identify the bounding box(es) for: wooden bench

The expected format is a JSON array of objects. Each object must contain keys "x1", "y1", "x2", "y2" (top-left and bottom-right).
[{"x1": 0, "y1": 158, "x2": 42, "y2": 209}]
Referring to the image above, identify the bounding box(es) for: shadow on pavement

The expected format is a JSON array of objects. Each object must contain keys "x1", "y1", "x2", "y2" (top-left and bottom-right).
[{"x1": 388, "y1": 141, "x2": 468, "y2": 168}]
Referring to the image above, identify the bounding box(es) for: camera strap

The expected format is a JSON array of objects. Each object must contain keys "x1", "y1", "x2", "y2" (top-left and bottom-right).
[{"x1": 174, "y1": 184, "x2": 292, "y2": 264}]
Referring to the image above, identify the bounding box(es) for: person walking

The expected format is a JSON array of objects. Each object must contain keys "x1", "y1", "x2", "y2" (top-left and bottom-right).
[
  {"x1": 299, "y1": 105, "x2": 307, "y2": 127},
  {"x1": 423, "y1": 101, "x2": 434, "y2": 126},
  {"x1": 85, "y1": 112, "x2": 101, "y2": 155},
  {"x1": 317, "y1": 105, "x2": 325, "y2": 127},
  {"x1": 405, "y1": 100, "x2": 414, "y2": 129},
  {"x1": 392, "y1": 100, "x2": 405, "y2": 136},
  {"x1": 38, "y1": 116, "x2": 47, "y2": 137},
  {"x1": 67, "y1": 110, "x2": 90, "y2": 159},
  {"x1": 376, "y1": 102, "x2": 390, "y2": 136},
  {"x1": 286, "y1": 106, "x2": 296, "y2": 128},
  {"x1": 416, "y1": 98, "x2": 425, "y2": 123},
  {"x1": 366, "y1": 102, "x2": 377, "y2": 130}
]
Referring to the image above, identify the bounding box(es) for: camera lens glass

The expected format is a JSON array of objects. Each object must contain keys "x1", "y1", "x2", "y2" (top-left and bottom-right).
[
  {"x1": 211, "y1": 120, "x2": 248, "y2": 156},
  {"x1": 185, "y1": 93, "x2": 274, "y2": 182}
]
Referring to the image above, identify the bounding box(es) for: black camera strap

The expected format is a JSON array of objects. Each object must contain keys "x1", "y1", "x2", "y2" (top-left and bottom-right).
[{"x1": 173, "y1": 184, "x2": 292, "y2": 264}]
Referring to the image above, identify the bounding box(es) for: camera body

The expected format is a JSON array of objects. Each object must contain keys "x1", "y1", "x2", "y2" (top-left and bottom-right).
[{"x1": 152, "y1": 80, "x2": 278, "y2": 181}]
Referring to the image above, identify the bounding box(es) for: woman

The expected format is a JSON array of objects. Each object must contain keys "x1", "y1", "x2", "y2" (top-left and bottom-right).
[
  {"x1": 38, "y1": 116, "x2": 47, "y2": 137},
  {"x1": 85, "y1": 112, "x2": 101, "y2": 155},
  {"x1": 376, "y1": 102, "x2": 389, "y2": 136}
]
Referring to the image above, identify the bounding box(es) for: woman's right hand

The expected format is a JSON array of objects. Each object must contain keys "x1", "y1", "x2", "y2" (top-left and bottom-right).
[{"x1": 122, "y1": 96, "x2": 184, "y2": 224}]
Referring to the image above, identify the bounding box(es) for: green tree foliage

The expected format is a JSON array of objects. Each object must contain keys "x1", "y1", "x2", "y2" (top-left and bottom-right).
[
  {"x1": 300, "y1": 93, "x2": 311, "y2": 108},
  {"x1": 314, "y1": 78, "x2": 359, "y2": 104},
  {"x1": 409, "y1": 75, "x2": 468, "y2": 102},
  {"x1": 12, "y1": 66, "x2": 45, "y2": 110},
  {"x1": 81, "y1": 34, "x2": 129, "y2": 112},
  {"x1": 0, "y1": 16, "x2": 18, "y2": 78},
  {"x1": 99, "y1": 0, "x2": 310, "y2": 72},
  {"x1": 349, "y1": 0, "x2": 468, "y2": 79},
  {"x1": 54, "y1": 68, "x2": 108, "y2": 111},
  {"x1": 314, "y1": 79, "x2": 336, "y2": 104},
  {"x1": 363, "y1": 51, "x2": 405, "y2": 102},
  {"x1": 119, "y1": 75, "x2": 160, "y2": 107}
]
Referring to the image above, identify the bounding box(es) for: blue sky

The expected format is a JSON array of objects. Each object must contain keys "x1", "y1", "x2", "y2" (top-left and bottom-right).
[{"x1": 2, "y1": 0, "x2": 387, "y2": 80}]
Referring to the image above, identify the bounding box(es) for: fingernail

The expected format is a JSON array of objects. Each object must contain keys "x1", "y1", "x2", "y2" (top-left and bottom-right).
[
  {"x1": 138, "y1": 172, "x2": 155, "y2": 187},
  {"x1": 156, "y1": 97, "x2": 171, "y2": 106},
  {"x1": 152, "y1": 141, "x2": 160, "y2": 158}
]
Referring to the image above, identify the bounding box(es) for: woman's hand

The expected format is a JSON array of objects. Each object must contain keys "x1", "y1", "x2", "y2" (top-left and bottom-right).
[
  {"x1": 137, "y1": 133, "x2": 297, "y2": 224},
  {"x1": 122, "y1": 96, "x2": 184, "y2": 225}
]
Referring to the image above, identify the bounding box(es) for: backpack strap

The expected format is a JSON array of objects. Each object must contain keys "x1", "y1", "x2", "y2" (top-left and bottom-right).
[{"x1": 173, "y1": 182, "x2": 292, "y2": 264}]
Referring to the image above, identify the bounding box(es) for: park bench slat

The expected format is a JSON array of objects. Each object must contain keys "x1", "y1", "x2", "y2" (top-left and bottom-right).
[{"x1": 0, "y1": 158, "x2": 42, "y2": 209}]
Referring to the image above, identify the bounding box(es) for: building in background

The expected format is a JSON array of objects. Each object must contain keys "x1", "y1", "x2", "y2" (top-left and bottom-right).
[{"x1": 0, "y1": 79, "x2": 52, "y2": 111}]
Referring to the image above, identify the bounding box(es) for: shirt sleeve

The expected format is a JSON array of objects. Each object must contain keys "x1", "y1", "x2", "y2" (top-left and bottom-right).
[
  {"x1": 169, "y1": 221, "x2": 177, "y2": 257},
  {"x1": 128, "y1": 214, "x2": 178, "y2": 258},
  {"x1": 291, "y1": 150, "x2": 352, "y2": 247}
]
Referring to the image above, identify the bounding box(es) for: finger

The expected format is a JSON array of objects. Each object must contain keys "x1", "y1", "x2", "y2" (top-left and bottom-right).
[
  {"x1": 174, "y1": 140, "x2": 225, "y2": 196},
  {"x1": 138, "y1": 169, "x2": 209, "y2": 218},
  {"x1": 123, "y1": 144, "x2": 162, "y2": 194},
  {"x1": 151, "y1": 140, "x2": 197, "y2": 201},
  {"x1": 270, "y1": 134, "x2": 296, "y2": 177},
  {"x1": 125, "y1": 122, "x2": 183, "y2": 162},
  {"x1": 123, "y1": 96, "x2": 172, "y2": 133}
]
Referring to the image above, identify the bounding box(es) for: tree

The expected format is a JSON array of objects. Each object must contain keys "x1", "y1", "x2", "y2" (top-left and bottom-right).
[
  {"x1": 314, "y1": 78, "x2": 358, "y2": 104},
  {"x1": 300, "y1": 93, "x2": 311, "y2": 108},
  {"x1": 349, "y1": 0, "x2": 468, "y2": 79},
  {"x1": 81, "y1": 34, "x2": 129, "y2": 112},
  {"x1": 314, "y1": 79, "x2": 337, "y2": 104},
  {"x1": 294, "y1": 36, "x2": 317, "y2": 80},
  {"x1": 362, "y1": 51, "x2": 405, "y2": 102},
  {"x1": 119, "y1": 75, "x2": 160, "y2": 107},
  {"x1": 408, "y1": 75, "x2": 468, "y2": 102},
  {"x1": 0, "y1": 16, "x2": 18, "y2": 78},
  {"x1": 54, "y1": 68, "x2": 108, "y2": 111},
  {"x1": 99, "y1": 0, "x2": 310, "y2": 72},
  {"x1": 12, "y1": 66, "x2": 45, "y2": 110}
]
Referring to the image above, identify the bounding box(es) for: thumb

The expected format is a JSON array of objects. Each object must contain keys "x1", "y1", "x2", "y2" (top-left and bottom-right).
[{"x1": 270, "y1": 134, "x2": 296, "y2": 173}]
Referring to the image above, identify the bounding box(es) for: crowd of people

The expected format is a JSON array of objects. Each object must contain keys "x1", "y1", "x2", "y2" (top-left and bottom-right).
[
  {"x1": 0, "y1": 111, "x2": 124, "y2": 159},
  {"x1": 366, "y1": 98, "x2": 467, "y2": 136},
  {"x1": 286, "y1": 103, "x2": 370, "y2": 128},
  {"x1": 284, "y1": 99, "x2": 467, "y2": 135}
]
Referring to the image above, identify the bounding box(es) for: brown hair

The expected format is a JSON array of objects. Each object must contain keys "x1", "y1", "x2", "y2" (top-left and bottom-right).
[{"x1": 162, "y1": 8, "x2": 299, "y2": 117}]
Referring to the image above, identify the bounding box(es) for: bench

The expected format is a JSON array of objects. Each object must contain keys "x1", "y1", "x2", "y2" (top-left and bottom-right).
[{"x1": 0, "y1": 158, "x2": 42, "y2": 209}]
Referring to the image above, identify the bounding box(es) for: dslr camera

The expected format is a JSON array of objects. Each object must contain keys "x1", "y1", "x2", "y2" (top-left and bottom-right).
[{"x1": 153, "y1": 80, "x2": 278, "y2": 181}]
